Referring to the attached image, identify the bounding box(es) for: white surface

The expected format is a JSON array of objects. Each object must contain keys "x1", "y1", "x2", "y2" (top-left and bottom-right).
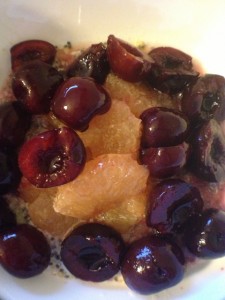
[{"x1": 0, "y1": 0, "x2": 225, "y2": 299}]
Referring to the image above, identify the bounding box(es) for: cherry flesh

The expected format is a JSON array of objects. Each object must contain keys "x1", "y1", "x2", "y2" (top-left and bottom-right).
[
  {"x1": 184, "y1": 209, "x2": 225, "y2": 258},
  {"x1": 0, "y1": 224, "x2": 51, "y2": 278},
  {"x1": 18, "y1": 127, "x2": 86, "y2": 188},
  {"x1": 147, "y1": 47, "x2": 199, "y2": 94},
  {"x1": 61, "y1": 223, "x2": 125, "y2": 282},
  {"x1": 121, "y1": 235, "x2": 184, "y2": 295},
  {"x1": 146, "y1": 179, "x2": 204, "y2": 234},
  {"x1": 51, "y1": 77, "x2": 111, "y2": 131},
  {"x1": 10, "y1": 40, "x2": 56, "y2": 71},
  {"x1": 67, "y1": 43, "x2": 110, "y2": 84},
  {"x1": 181, "y1": 74, "x2": 225, "y2": 126},
  {"x1": 107, "y1": 35, "x2": 153, "y2": 82},
  {"x1": 12, "y1": 60, "x2": 63, "y2": 114},
  {"x1": 190, "y1": 119, "x2": 225, "y2": 182}
]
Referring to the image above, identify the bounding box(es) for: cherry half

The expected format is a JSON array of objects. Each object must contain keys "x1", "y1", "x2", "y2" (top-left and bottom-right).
[{"x1": 18, "y1": 127, "x2": 86, "y2": 188}]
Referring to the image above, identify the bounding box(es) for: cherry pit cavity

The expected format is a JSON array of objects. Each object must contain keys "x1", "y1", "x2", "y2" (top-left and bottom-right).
[{"x1": 0, "y1": 35, "x2": 225, "y2": 295}]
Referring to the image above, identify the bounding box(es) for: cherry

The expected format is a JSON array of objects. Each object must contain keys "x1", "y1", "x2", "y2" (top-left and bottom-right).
[
  {"x1": 0, "y1": 198, "x2": 16, "y2": 230},
  {"x1": 146, "y1": 179, "x2": 203, "y2": 234},
  {"x1": 60, "y1": 223, "x2": 125, "y2": 282},
  {"x1": 184, "y1": 209, "x2": 225, "y2": 258},
  {"x1": 67, "y1": 43, "x2": 110, "y2": 84},
  {"x1": 181, "y1": 74, "x2": 225, "y2": 126},
  {"x1": 121, "y1": 235, "x2": 184, "y2": 295},
  {"x1": 140, "y1": 143, "x2": 188, "y2": 178},
  {"x1": 10, "y1": 40, "x2": 56, "y2": 71},
  {"x1": 18, "y1": 127, "x2": 86, "y2": 188},
  {"x1": 0, "y1": 145, "x2": 21, "y2": 195},
  {"x1": 190, "y1": 119, "x2": 225, "y2": 182},
  {"x1": 147, "y1": 47, "x2": 199, "y2": 94},
  {"x1": 51, "y1": 77, "x2": 111, "y2": 131},
  {"x1": 12, "y1": 60, "x2": 63, "y2": 114},
  {"x1": 140, "y1": 107, "x2": 189, "y2": 148},
  {"x1": 0, "y1": 224, "x2": 51, "y2": 278},
  {"x1": 0, "y1": 102, "x2": 31, "y2": 147},
  {"x1": 107, "y1": 35, "x2": 153, "y2": 82}
]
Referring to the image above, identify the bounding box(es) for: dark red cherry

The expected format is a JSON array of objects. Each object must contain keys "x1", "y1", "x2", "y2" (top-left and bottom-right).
[
  {"x1": 0, "y1": 102, "x2": 31, "y2": 147},
  {"x1": 190, "y1": 119, "x2": 225, "y2": 182},
  {"x1": 12, "y1": 60, "x2": 63, "y2": 114},
  {"x1": 61, "y1": 223, "x2": 125, "y2": 282},
  {"x1": 140, "y1": 143, "x2": 189, "y2": 178},
  {"x1": 146, "y1": 179, "x2": 203, "y2": 234},
  {"x1": 121, "y1": 235, "x2": 184, "y2": 295},
  {"x1": 67, "y1": 43, "x2": 110, "y2": 84},
  {"x1": 18, "y1": 127, "x2": 86, "y2": 188},
  {"x1": 107, "y1": 35, "x2": 153, "y2": 82},
  {"x1": 184, "y1": 209, "x2": 225, "y2": 258},
  {"x1": 51, "y1": 77, "x2": 111, "y2": 131},
  {"x1": 147, "y1": 47, "x2": 199, "y2": 94},
  {"x1": 0, "y1": 224, "x2": 51, "y2": 278},
  {"x1": 0, "y1": 198, "x2": 16, "y2": 230},
  {"x1": 10, "y1": 40, "x2": 56, "y2": 71},
  {"x1": 181, "y1": 74, "x2": 225, "y2": 125},
  {"x1": 140, "y1": 107, "x2": 189, "y2": 148},
  {"x1": 0, "y1": 145, "x2": 21, "y2": 195}
]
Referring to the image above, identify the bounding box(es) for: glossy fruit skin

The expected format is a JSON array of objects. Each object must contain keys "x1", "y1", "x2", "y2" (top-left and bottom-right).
[
  {"x1": 18, "y1": 127, "x2": 86, "y2": 188},
  {"x1": 0, "y1": 145, "x2": 21, "y2": 195},
  {"x1": 61, "y1": 223, "x2": 125, "y2": 282},
  {"x1": 140, "y1": 107, "x2": 189, "y2": 148},
  {"x1": 51, "y1": 77, "x2": 111, "y2": 131},
  {"x1": 0, "y1": 198, "x2": 16, "y2": 230},
  {"x1": 184, "y1": 209, "x2": 225, "y2": 258},
  {"x1": 107, "y1": 35, "x2": 153, "y2": 82},
  {"x1": 10, "y1": 39, "x2": 56, "y2": 71},
  {"x1": 181, "y1": 74, "x2": 225, "y2": 126},
  {"x1": 0, "y1": 224, "x2": 51, "y2": 278},
  {"x1": 147, "y1": 47, "x2": 199, "y2": 94},
  {"x1": 12, "y1": 60, "x2": 63, "y2": 114},
  {"x1": 146, "y1": 179, "x2": 204, "y2": 234},
  {"x1": 121, "y1": 235, "x2": 185, "y2": 295},
  {"x1": 67, "y1": 43, "x2": 110, "y2": 84},
  {"x1": 140, "y1": 143, "x2": 189, "y2": 178},
  {"x1": 190, "y1": 119, "x2": 225, "y2": 182},
  {"x1": 0, "y1": 102, "x2": 31, "y2": 147}
]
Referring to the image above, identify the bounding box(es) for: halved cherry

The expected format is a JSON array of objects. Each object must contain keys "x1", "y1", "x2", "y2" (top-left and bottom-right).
[
  {"x1": 147, "y1": 47, "x2": 199, "y2": 94},
  {"x1": 10, "y1": 40, "x2": 56, "y2": 71},
  {"x1": 107, "y1": 35, "x2": 153, "y2": 82},
  {"x1": 18, "y1": 127, "x2": 86, "y2": 188}
]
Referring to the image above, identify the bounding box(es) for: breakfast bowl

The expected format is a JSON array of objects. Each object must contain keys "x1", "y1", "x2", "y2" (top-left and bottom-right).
[{"x1": 0, "y1": 0, "x2": 225, "y2": 299}]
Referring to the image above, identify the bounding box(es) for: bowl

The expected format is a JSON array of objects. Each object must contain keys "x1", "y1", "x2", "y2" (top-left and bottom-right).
[{"x1": 0, "y1": 0, "x2": 225, "y2": 299}]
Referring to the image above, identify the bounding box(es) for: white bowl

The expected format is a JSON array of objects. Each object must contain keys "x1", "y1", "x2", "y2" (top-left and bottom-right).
[{"x1": 0, "y1": 0, "x2": 225, "y2": 299}]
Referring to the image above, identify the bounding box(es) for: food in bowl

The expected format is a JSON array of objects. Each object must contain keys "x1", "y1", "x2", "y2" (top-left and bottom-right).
[{"x1": 0, "y1": 35, "x2": 225, "y2": 295}]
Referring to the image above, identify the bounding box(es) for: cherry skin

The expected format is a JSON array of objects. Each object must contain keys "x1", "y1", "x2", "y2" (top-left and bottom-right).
[
  {"x1": 140, "y1": 107, "x2": 189, "y2": 148},
  {"x1": 12, "y1": 60, "x2": 63, "y2": 114},
  {"x1": 61, "y1": 223, "x2": 125, "y2": 282},
  {"x1": 10, "y1": 39, "x2": 56, "y2": 71},
  {"x1": 184, "y1": 209, "x2": 225, "y2": 258},
  {"x1": 51, "y1": 77, "x2": 111, "y2": 131},
  {"x1": 121, "y1": 235, "x2": 185, "y2": 295},
  {"x1": 146, "y1": 179, "x2": 204, "y2": 234},
  {"x1": 0, "y1": 224, "x2": 51, "y2": 278},
  {"x1": 0, "y1": 197, "x2": 17, "y2": 230},
  {"x1": 18, "y1": 127, "x2": 86, "y2": 188},
  {"x1": 140, "y1": 143, "x2": 189, "y2": 178}
]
